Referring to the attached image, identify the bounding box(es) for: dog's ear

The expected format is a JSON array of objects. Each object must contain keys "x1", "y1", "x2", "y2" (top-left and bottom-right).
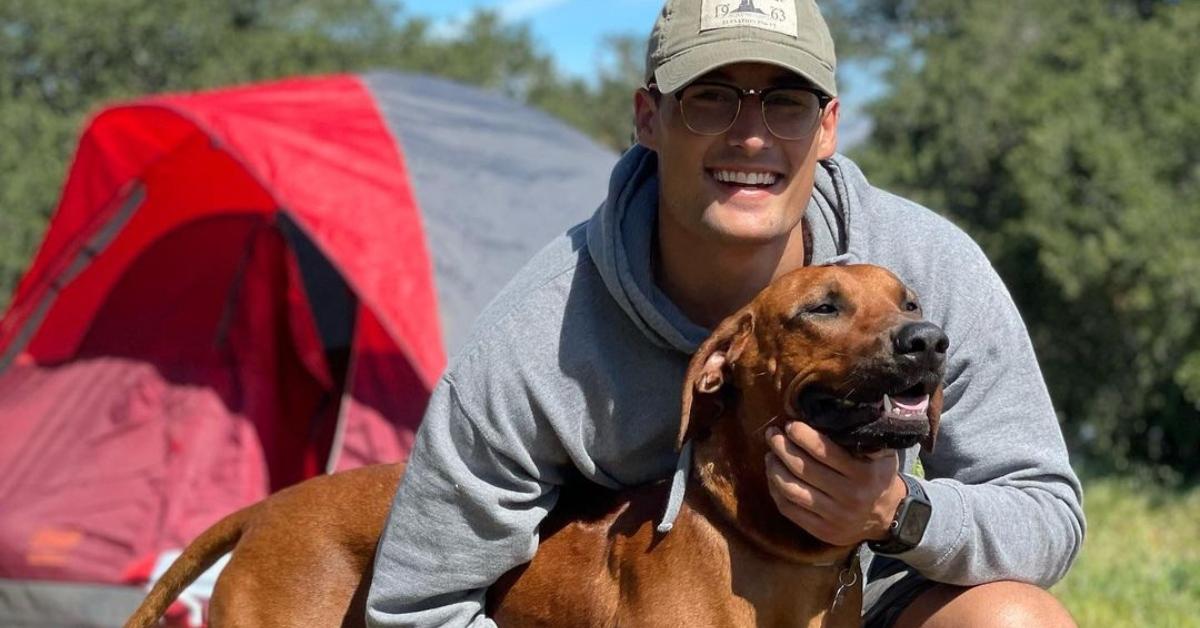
[
  {"x1": 921, "y1": 385, "x2": 944, "y2": 453},
  {"x1": 678, "y1": 310, "x2": 754, "y2": 449}
]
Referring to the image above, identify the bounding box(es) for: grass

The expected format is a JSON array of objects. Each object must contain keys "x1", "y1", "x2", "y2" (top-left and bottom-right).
[{"x1": 1053, "y1": 475, "x2": 1200, "y2": 627}]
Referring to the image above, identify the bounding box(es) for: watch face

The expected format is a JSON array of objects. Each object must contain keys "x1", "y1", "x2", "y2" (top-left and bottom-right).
[{"x1": 898, "y1": 500, "x2": 932, "y2": 545}]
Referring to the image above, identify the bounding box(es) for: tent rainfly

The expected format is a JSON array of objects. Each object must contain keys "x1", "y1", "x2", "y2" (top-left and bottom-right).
[{"x1": 0, "y1": 71, "x2": 615, "y2": 625}]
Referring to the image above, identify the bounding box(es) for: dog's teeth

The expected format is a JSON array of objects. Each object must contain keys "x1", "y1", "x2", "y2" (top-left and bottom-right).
[{"x1": 883, "y1": 394, "x2": 894, "y2": 415}]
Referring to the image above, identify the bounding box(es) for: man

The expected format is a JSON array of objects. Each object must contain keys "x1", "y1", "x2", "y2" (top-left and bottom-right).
[{"x1": 367, "y1": 0, "x2": 1085, "y2": 625}]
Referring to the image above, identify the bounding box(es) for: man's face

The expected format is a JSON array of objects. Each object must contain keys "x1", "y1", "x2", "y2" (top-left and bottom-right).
[{"x1": 635, "y1": 62, "x2": 840, "y2": 248}]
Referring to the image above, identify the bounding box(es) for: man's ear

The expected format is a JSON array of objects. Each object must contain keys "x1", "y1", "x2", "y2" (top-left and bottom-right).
[
  {"x1": 634, "y1": 87, "x2": 660, "y2": 151},
  {"x1": 677, "y1": 310, "x2": 754, "y2": 449},
  {"x1": 921, "y1": 385, "x2": 944, "y2": 453},
  {"x1": 815, "y1": 97, "x2": 840, "y2": 160}
]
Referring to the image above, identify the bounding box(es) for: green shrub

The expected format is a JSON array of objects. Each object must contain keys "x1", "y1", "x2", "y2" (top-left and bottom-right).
[{"x1": 1055, "y1": 476, "x2": 1200, "y2": 626}]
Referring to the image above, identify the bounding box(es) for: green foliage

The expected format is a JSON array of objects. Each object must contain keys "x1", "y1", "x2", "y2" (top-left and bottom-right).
[
  {"x1": 846, "y1": 0, "x2": 1200, "y2": 478},
  {"x1": 1054, "y1": 476, "x2": 1200, "y2": 626},
  {"x1": 0, "y1": 0, "x2": 397, "y2": 300},
  {"x1": 0, "y1": 0, "x2": 640, "y2": 313},
  {"x1": 530, "y1": 34, "x2": 644, "y2": 151}
]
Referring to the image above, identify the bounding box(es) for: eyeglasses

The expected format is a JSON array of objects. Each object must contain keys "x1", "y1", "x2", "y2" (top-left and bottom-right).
[{"x1": 653, "y1": 81, "x2": 832, "y2": 141}]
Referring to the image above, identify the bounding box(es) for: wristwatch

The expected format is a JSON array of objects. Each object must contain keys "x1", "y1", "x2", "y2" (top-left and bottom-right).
[{"x1": 868, "y1": 474, "x2": 932, "y2": 554}]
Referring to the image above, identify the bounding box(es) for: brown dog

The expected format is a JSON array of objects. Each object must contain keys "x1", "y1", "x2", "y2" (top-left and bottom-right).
[{"x1": 124, "y1": 264, "x2": 945, "y2": 628}]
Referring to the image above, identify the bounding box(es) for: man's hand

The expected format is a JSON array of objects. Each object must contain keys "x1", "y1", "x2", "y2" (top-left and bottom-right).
[{"x1": 764, "y1": 420, "x2": 907, "y2": 546}]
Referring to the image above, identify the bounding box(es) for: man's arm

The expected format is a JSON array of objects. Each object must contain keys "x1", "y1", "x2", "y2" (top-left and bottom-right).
[
  {"x1": 889, "y1": 264, "x2": 1085, "y2": 586},
  {"x1": 367, "y1": 373, "x2": 564, "y2": 627}
]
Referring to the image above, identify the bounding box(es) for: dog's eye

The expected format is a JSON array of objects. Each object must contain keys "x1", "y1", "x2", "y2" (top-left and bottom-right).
[
  {"x1": 904, "y1": 301, "x2": 920, "y2": 312},
  {"x1": 808, "y1": 303, "x2": 838, "y2": 315}
]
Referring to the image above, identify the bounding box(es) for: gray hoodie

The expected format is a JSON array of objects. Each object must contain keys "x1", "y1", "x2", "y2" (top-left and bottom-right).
[{"x1": 366, "y1": 146, "x2": 1085, "y2": 627}]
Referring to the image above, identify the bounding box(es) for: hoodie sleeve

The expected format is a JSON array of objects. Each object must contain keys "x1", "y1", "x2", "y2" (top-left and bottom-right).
[
  {"x1": 885, "y1": 256, "x2": 1086, "y2": 587},
  {"x1": 366, "y1": 371, "x2": 563, "y2": 627}
]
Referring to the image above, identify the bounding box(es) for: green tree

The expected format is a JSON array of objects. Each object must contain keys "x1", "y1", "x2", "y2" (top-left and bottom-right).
[
  {"x1": 843, "y1": 0, "x2": 1200, "y2": 478},
  {"x1": 534, "y1": 34, "x2": 645, "y2": 151},
  {"x1": 0, "y1": 0, "x2": 406, "y2": 304}
]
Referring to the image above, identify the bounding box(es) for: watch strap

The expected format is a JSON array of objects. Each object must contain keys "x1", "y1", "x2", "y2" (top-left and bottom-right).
[{"x1": 868, "y1": 474, "x2": 930, "y2": 554}]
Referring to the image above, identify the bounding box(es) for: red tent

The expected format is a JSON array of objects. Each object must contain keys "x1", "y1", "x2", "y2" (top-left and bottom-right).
[{"x1": 0, "y1": 71, "x2": 614, "y2": 618}]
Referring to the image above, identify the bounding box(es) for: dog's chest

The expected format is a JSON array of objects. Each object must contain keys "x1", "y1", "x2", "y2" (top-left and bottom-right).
[
  {"x1": 490, "y1": 494, "x2": 856, "y2": 627},
  {"x1": 611, "y1": 507, "x2": 856, "y2": 627}
]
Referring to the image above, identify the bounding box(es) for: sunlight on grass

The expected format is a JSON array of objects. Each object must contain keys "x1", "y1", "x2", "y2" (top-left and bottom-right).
[{"x1": 1053, "y1": 477, "x2": 1200, "y2": 627}]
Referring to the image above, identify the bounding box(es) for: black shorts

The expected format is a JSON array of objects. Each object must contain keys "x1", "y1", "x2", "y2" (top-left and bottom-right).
[{"x1": 862, "y1": 556, "x2": 937, "y2": 628}]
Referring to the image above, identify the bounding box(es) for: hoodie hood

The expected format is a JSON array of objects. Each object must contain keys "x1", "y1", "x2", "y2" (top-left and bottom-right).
[{"x1": 586, "y1": 144, "x2": 856, "y2": 354}]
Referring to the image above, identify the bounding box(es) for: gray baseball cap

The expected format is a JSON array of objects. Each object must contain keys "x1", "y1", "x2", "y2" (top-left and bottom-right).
[{"x1": 644, "y1": 0, "x2": 837, "y2": 97}]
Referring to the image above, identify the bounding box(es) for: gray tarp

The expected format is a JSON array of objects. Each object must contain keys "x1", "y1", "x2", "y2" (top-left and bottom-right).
[{"x1": 365, "y1": 71, "x2": 616, "y2": 354}]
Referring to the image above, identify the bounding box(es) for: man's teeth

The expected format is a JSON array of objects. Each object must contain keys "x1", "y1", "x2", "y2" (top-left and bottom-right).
[{"x1": 713, "y1": 170, "x2": 778, "y2": 186}]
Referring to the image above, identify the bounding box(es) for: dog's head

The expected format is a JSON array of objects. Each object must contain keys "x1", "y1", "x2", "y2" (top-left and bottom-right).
[{"x1": 679, "y1": 264, "x2": 946, "y2": 456}]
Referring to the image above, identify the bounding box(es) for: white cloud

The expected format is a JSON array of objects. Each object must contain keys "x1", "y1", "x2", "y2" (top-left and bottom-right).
[
  {"x1": 496, "y1": 0, "x2": 570, "y2": 22},
  {"x1": 430, "y1": 0, "x2": 569, "y2": 39}
]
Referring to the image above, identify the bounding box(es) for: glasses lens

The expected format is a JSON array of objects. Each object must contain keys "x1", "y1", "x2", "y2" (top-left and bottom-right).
[
  {"x1": 762, "y1": 89, "x2": 822, "y2": 140},
  {"x1": 679, "y1": 84, "x2": 740, "y2": 135}
]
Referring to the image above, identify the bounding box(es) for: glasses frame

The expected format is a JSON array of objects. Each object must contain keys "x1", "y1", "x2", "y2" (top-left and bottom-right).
[{"x1": 651, "y1": 81, "x2": 833, "y2": 141}]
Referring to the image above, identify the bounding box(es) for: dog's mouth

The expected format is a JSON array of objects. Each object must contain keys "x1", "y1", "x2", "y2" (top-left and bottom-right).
[{"x1": 786, "y1": 378, "x2": 937, "y2": 454}]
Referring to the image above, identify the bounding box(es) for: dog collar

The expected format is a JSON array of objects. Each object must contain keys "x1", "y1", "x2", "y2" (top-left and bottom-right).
[{"x1": 656, "y1": 440, "x2": 693, "y2": 533}]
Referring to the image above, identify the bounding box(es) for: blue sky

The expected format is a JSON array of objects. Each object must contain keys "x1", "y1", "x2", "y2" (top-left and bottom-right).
[
  {"x1": 401, "y1": 0, "x2": 882, "y2": 146},
  {"x1": 403, "y1": 0, "x2": 662, "y2": 78}
]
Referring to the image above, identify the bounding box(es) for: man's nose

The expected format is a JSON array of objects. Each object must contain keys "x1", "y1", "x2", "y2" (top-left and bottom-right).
[
  {"x1": 725, "y1": 99, "x2": 771, "y2": 152},
  {"x1": 893, "y1": 321, "x2": 949, "y2": 366}
]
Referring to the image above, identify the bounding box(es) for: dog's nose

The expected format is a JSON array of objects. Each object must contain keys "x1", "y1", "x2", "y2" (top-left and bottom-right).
[{"x1": 893, "y1": 322, "x2": 949, "y2": 364}]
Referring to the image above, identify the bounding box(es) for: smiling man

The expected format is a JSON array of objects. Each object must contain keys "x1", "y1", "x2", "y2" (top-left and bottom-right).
[
  {"x1": 367, "y1": 1, "x2": 1084, "y2": 626},
  {"x1": 646, "y1": 61, "x2": 833, "y2": 330}
]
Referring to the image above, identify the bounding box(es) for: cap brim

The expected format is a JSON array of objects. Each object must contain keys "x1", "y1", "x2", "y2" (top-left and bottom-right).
[{"x1": 654, "y1": 39, "x2": 837, "y2": 97}]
